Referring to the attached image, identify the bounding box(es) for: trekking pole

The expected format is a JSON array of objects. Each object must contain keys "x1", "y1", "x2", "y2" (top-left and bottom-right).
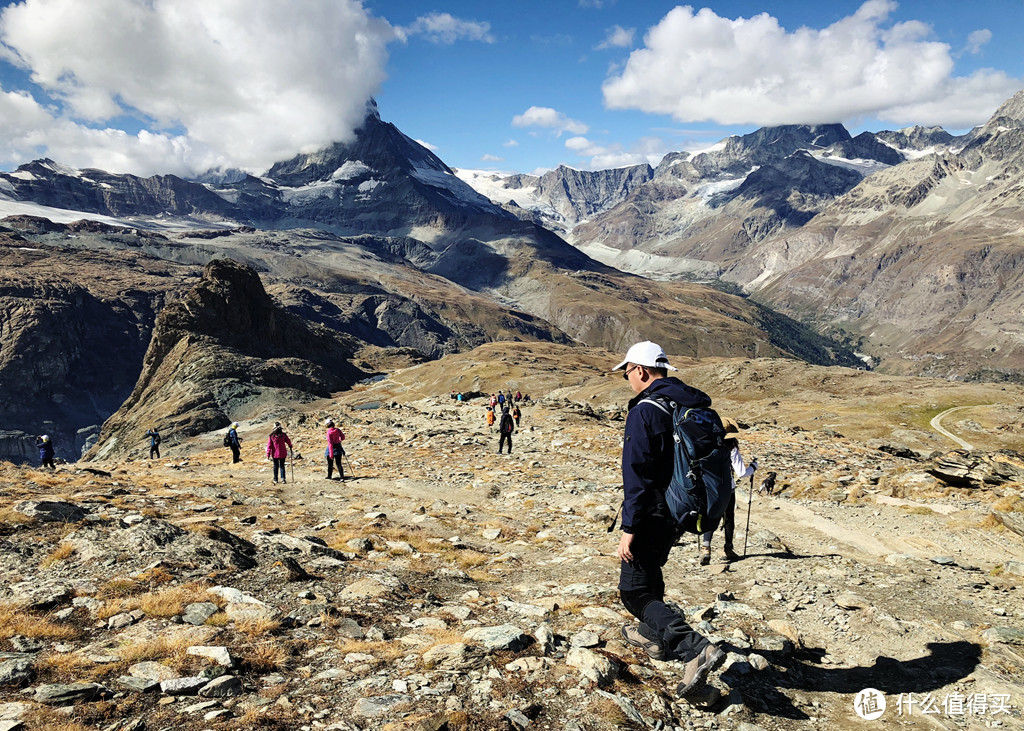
[
  {"x1": 743, "y1": 471, "x2": 754, "y2": 557},
  {"x1": 342, "y1": 448, "x2": 356, "y2": 479}
]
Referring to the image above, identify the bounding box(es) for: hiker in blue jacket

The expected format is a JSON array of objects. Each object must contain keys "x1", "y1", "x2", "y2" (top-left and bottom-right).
[
  {"x1": 145, "y1": 428, "x2": 161, "y2": 459},
  {"x1": 35, "y1": 435, "x2": 55, "y2": 470},
  {"x1": 613, "y1": 341, "x2": 725, "y2": 699}
]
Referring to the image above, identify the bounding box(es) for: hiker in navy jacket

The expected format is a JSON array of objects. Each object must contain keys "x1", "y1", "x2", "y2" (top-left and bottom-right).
[
  {"x1": 36, "y1": 435, "x2": 55, "y2": 469},
  {"x1": 613, "y1": 341, "x2": 725, "y2": 700}
]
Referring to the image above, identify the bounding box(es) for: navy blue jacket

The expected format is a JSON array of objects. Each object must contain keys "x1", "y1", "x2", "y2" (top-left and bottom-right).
[
  {"x1": 621, "y1": 376, "x2": 712, "y2": 533},
  {"x1": 36, "y1": 438, "x2": 54, "y2": 461}
]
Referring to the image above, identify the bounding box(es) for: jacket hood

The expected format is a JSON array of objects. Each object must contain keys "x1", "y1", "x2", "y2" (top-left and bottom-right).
[{"x1": 629, "y1": 375, "x2": 712, "y2": 411}]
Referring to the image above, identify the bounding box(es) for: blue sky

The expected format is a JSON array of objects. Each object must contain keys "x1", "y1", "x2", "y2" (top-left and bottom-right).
[{"x1": 0, "y1": 0, "x2": 1020, "y2": 177}]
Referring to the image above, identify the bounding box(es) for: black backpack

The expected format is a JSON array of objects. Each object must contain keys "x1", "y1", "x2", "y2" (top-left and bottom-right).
[
  {"x1": 500, "y1": 414, "x2": 514, "y2": 434},
  {"x1": 223, "y1": 434, "x2": 232, "y2": 447},
  {"x1": 153, "y1": 433, "x2": 161, "y2": 445},
  {"x1": 640, "y1": 397, "x2": 733, "y2": 535}
]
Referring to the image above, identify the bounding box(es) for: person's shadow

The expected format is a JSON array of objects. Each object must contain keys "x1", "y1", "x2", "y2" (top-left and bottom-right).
[{"x1": 723, "y1": 641, "x2": 983, "y2": 719}]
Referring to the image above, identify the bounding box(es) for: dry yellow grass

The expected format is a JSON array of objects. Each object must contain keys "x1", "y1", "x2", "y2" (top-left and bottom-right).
[
  {"x1": 0, "y1": 603, "x2": 78, "y2": 640},
  {"x1": 234, "y1": 616, "x2": 282, "y2": 637},
  {"x1": 992, "y1": 496, "x2": 1023, "y2": 512},
  {"x1": 116, "y1": 634, "x2": 193, "y2": 666},
  {"x1": 336, "y1": 638, "x2": 406, "y2": 662},
  {"x1": 97, "y1": 580, "x2": 211, "y2": 620},
  {"x1": 240, "y1": 641, "x2": 290, "y2": 673},
  {"x1": 40, "y1": 542, "x2": 76, "y2": 568}
]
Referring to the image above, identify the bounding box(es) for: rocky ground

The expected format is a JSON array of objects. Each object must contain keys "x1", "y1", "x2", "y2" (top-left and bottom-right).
[{"x1": 1, "y1": 351, "x2": 1024, "y2": 731}]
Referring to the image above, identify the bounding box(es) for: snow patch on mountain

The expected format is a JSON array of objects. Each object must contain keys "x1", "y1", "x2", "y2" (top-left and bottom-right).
[
  {"x1": 813, "y1": 153, "x2": 890, "y2": 175},
  {"x1": 331, "y1": 161, "x2": 372, "y2": 181},
  {"x1": 281, "y1": 180, "x2": 339, "y2": 203}
]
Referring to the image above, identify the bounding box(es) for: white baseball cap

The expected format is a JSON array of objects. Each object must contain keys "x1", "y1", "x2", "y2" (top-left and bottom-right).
[{"x1": 613, "y1": 341, "x2": 678, "y2": 372}]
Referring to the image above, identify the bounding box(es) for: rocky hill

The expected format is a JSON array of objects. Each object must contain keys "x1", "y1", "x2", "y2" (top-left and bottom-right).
[
  {"x1": 0, "y1": 221, "x2": 194, "y2": 462},
  {"x1": 0, "y1": 347, "x2": 1022, "y2": 730},
  {"x1": 725, "y1": 90, "x2": 1024, "y2": 381}
]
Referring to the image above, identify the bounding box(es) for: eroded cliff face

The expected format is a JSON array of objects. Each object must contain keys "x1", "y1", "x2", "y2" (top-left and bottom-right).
[
  {"x1": 0, "y1": 225, "x2": 189, "y2": 462},
  {"x1": 84, "y1": 259, "x2": 367, "y2": 461}
]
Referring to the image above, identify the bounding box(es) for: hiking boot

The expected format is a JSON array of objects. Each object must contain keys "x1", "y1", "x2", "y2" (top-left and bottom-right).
[
  {"x1": 722, "y1": 545, "x2": 739, "y2": 562},
  {"x1": 676, "y1": 643, "x2": 725, "y2": 697},
  {"x1": 620, "y1": 624, "x2": 665, "y2": 661},
  {"x1": 699, "y1": 545, "x2": 712, "y2": 566},
  {"x1": 282, "y1": 479, "x2": 287, "y2": 484}
]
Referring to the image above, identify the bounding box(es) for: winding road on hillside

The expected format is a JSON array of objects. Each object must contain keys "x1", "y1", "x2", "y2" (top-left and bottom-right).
[{"x1": 930, "y1": 405, "x2": 989, "y2": 449}]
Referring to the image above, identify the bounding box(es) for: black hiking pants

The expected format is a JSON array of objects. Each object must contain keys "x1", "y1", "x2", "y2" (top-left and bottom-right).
[
  {"x1": 498, "y1": 432, "x2": 512, "y2": 454},
  {"x1": 230, "y1": 445, "x2": 241, "y2": 463},
  {"x1": 619, "y1": 519, "x2": 709, "y2": 663},
  {"x1": 327, "y1": 454, "x2": 343, "y2": 479},
  {"x1": 702, "y1": 491, "x2": 736, "y2": 549},
  {"x1": 150, "y1": 445, "x2": 160, "y2": 459}
]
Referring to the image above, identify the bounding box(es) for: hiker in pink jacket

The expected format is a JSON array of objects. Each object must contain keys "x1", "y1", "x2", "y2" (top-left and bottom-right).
[
  {"x1": 324, "y1": 418, "x2": 346, "y2": 480},
  {"x1": 266, "y1": 422, "x2": 293, "y2": 484}
]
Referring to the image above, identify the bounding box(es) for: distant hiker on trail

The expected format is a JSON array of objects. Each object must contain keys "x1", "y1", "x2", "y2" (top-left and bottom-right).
[
  {"x1": 486, "y1": 406, "x2": 495, "y2": 429},
  {"x1": 456, "y1": 392, "x2": 464, "y2": 403},
  {"x1": 700, "y1": 417, "x2": 757, "y2": 565},
  {"x1": 226, "y1": 422, "x2": 242, "y2": 463},
  {"x1": 35, "y1": 435, "x2": 55, "y2": 470},
  {"x1": 489, "y1": 394, "x2": 497, "y2": 409},
  {"x1": 498, "y1": 406, "x2": 515, "y2": 454},
  {"x1": 515, "y1": 390, "x2": 522, "y2": 402},
  {"x1": 612, "y1": 341, "x2": 726, "y2": 700},
  {"x1": 523, "y1": 393, "x2": 531, "y2": 403},
  {"x1": 324, "y1": 418, "x2": 346, "y2": 481},
  {"x1": 266, "y1": 422, "x2": 293, "y2": 484},
  {"x1": 145, "y1": 428, "x2": 161, "y2": 459},
  {"x1": 450, "y1": 390, "x2": 456, "y2": 400},
  {"x1": 512, "y1": 404, "x2": 521, "y2": 428},
  {"x1": 497, "y1": 392, "x2": 505, "y2": 409}
]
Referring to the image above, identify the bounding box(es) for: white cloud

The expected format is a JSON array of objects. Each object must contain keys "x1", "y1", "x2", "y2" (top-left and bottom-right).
[
  {"x1": 596, "y1": 25, "x2": 634, "y2": 50},
  {"x1": 398, "y1": 13, "x2": 494, "y2": 44},
  {"x1": 415, "y1": 139, "x2": 439, "y2": 151},
  {"x1": 511, "y1": 106, "x2": 589, "y2": 136},
  {"x1": 966, "y1": 29, "x2": 992, "y2": 55},
  {"x1": 602, "y1": 1, "x2": 1023, "y2": 129},
  {"x1": 0, "y1": 0, "x2": 396, "y2": 175},
  {"x1": 564, "y1": 135, "x2": 665, "y2": 169},
  {"x1": 502, "y1": 139, "x2": 519, "y2": 147},
  {"x1": 481, "y1": 153, "x2": 503, "y2": 162}
]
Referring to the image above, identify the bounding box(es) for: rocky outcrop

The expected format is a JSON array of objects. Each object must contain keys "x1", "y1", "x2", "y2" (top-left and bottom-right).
[
  {"x1": 0, "y1": 227, "x2": 191, "y2": 461},
  {"x1": 85, "y1": 259, "x2": 365, "y2": 460}
]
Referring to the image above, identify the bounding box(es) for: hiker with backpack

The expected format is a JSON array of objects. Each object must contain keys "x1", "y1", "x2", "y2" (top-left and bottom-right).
[
  {"x1": 266, "y1": 422, "x2": 293, "y2": 484},
  {"x1": 324, "y1": 418, "x2": 346, "y2": 480},
  {"x1": 612, "y1": 341, "x2": 727, "y2": 700},
  {"x1": 497, "y1": 406, "x2": 515, "y2": 454},
  {"x1": 511, "y1": 404, "x2": 521, "y2": 428},
  {"x1": 144, "y1": 428, "x2": 162, "y2": 459},
  {"x1": 486, "y1": 406, "x2": 495, "y2": 430},
  {"x1": 225, "y1": 422, "x2": 242, "y2": 463},
  {"x1": 700, "y1": 417, "x2": 757, "y2": 565}
]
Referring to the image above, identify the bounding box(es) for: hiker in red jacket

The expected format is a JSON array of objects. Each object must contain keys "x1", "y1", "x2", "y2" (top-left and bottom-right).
[
  {"x1": 325, "y1": 418, "x2": 346, "y2": 480},
  {"x1": 266, "y1": 422, "x2": 293, "y2": 484}
]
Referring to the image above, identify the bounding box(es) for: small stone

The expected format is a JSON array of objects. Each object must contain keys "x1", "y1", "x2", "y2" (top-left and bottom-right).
[
  {"x1": 182, "y1": 602, "x2": 219, "y2": 626},
  {"x1": 198, "y1": 675, "x2": 242, "y2": 698},
  {"x1": 482, "y1": 528, "x2": 502, "y2": 540},
  {"x1": 159, "y1": 676, "x2": 209, "y2": 696},
  {"x1": 505, "y1": 709, "x2": 531, "y2": 729},
  {"x1": 187, "y1": 646, "x2": 234, "y2": 667},
  {"x1": 566, "y1": 647, "x2": 616, "y2": 686},
  {"x1": 34, "y1": 682, "x2": 106, "y2": 705},
  {"x1": 463, "y1": 625, "x2": 531, "y2": 652},
  {"x1": 352, "y1": 694, "x2": 413, "y2": 718},
  {"x1": 570, "y1": 631, "x2": 601, "y2": 648},
  {"x1": 0, "y1": 661, "x2": 33, "y2": 687},
  {"x1": 930, "y1": 556, "x2": 956, "y2": 566},
  {"x1": 117, "y1": 676, "x2": 160, "y2": 693}
]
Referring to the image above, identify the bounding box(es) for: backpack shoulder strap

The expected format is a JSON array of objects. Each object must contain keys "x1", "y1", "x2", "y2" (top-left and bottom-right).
[{"x1": 637, "y1": 396, "x2": 676, "y2": 415}]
